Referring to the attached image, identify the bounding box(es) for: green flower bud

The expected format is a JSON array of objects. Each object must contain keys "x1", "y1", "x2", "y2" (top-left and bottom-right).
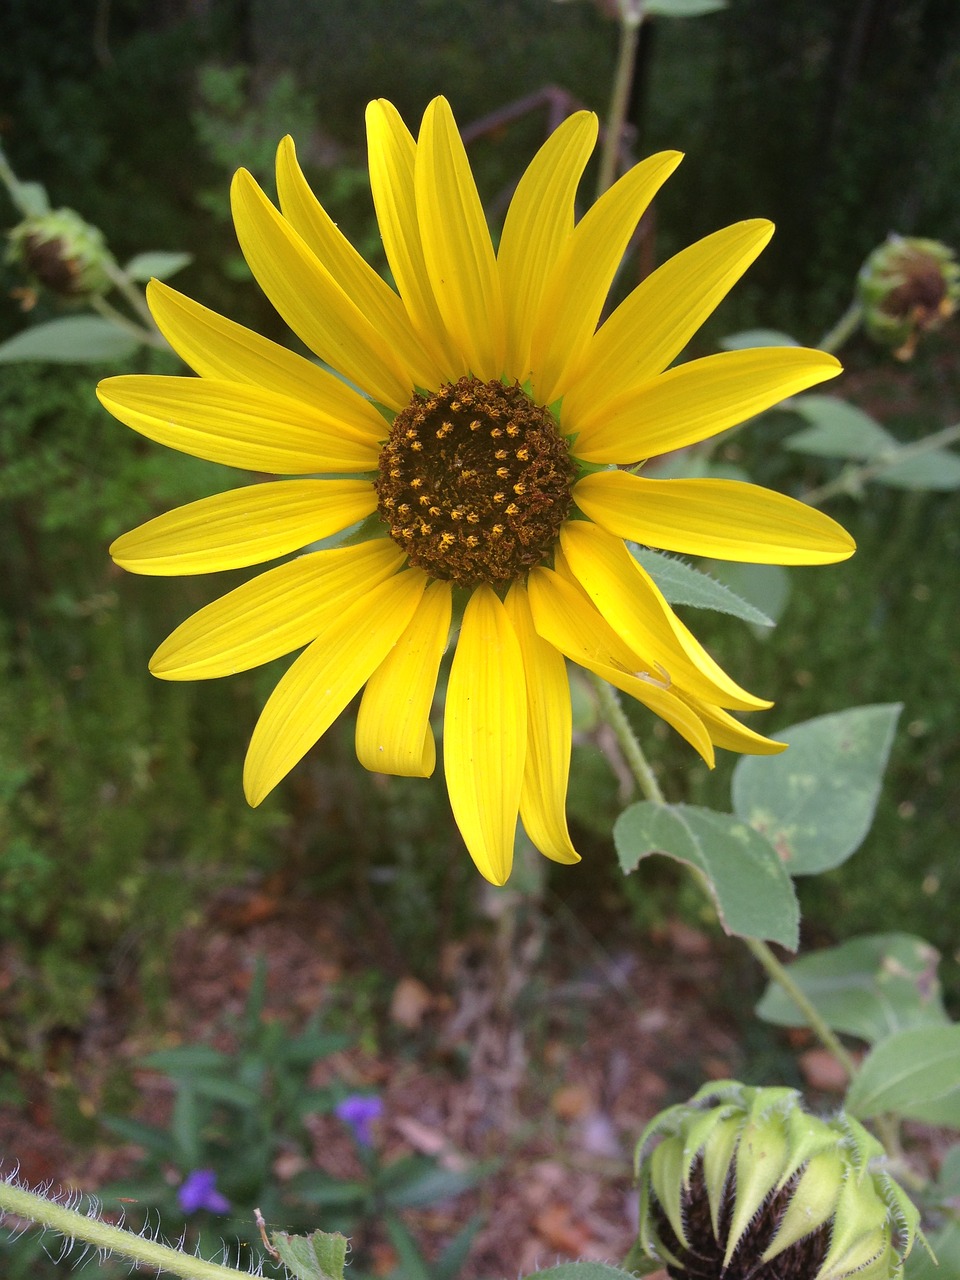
[
  {"x1": 633, "y1": 1081, "x2": 928, "y2": 1279},
  {"x1": 857, "y1": 234, "x2": 960, "y2": 360},
  {"x1": 6, "y1": 208, "x2": 116, "y2": 300}
]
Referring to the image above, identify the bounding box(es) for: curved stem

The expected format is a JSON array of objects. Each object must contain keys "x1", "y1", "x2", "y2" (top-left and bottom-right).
[
  {"x1": 591, "y1": 675, "x2": 860, "y2": 1086},
  {"x1": 0, "y1": 1176, "x2": 251, "y2": 1280},
  {"x1": 818, "y1": 299, "x2": 863, "y2": 355},
  {"x1": 596, "y1": 3, "x2": 644, "y2": 200},
  {"x1": 802, "y1": 419, "x2": 960, "y2": 507}
]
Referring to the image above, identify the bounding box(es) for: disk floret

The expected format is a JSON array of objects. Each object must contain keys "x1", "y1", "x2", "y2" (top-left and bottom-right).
[{"x1": 376, "y1": 376, "x2": 575, "y2": 589}]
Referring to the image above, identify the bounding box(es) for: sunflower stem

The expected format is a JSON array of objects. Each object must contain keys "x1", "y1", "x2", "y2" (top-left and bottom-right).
[
  {"x1": 591, "y1": 676, "x2": 863, "y2": 1092},
  {"x1": 89, "y1": 293, "x2": 168, "y2": 350},
  {"x1": 0, "y1": 1175, "x2": 251, "y2": 1280},
  {"x1": 818, "y1": 299, "x2": 863, "y2": 354},
  {"x1": 596, "y1": 2, "x2": 645, "y2": 200},
  {"x1": 802, "y1": 419, "x2": 960, "y2": 507}
]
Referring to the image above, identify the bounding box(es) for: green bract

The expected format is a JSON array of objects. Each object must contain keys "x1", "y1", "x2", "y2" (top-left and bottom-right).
[
  {"x1": 633, "y1": 1081, "x2": 927, "y2": 1279},
  {"x1": 6, "y1": 207, "x2": 116, "y2": 299},
  {"x1": 857, "y1": 233, "x2": 960, "y2": 360}
]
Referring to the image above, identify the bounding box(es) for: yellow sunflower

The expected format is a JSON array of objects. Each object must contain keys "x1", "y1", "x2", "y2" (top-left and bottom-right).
[{"x1": 98, "y1": 97, "x2": 854, "y2": 885}]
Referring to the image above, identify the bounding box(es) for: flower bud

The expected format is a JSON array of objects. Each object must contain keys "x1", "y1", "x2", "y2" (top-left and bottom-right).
[
  {"x1": 857, "y1": 234, "x2": 960, "y2": 360},
  {"x1": 633, "y1": 1080, "x2": 927, "y2": 1279},
  {"x1": 6, "y1": 208, "x2": 115, "y2": 300}
]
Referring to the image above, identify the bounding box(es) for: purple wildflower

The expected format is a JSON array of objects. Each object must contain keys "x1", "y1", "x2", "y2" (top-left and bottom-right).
[
  {"x1": 334, "y1": 1094, "x2": 383, "y2": 1147},
  {"x1": 177, "y1": 1168, "x2": 231, "y2": 1215}
]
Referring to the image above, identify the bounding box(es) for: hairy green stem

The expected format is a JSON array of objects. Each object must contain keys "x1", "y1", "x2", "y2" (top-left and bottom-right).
[
  {"x1": 592, "y1": 677, "x2": 859, "y2": 1084},
  {"x1": 818, "y1": 299, "x2": 863, "y2": 355},
  {"x1": 596, "y1": 2, "x2": 644, "y2": 200},
  {"x1": 0, "y1": 1177, "x2": 252, "y2": 1280}
]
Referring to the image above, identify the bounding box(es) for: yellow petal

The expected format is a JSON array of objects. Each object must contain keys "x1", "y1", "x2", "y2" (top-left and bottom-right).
[
  {"x1": 110, "y1": 479, "x2": 376, "y2": 575},
  {"x1": 574, "y1": 471, "x2": 856, "y2": 564},
  {"x1": 560, "y1": 521, "x2": 767, "y2": 711},
  {"x1": 498, "y1": 111, "x2": 598, "y2": 382},
  {"x1": 562, "y1": 220, "x2": 773, "y2": 422},
  {"x1": 98, "y1": 376, "x2": 380, "y2": 473},
  {"x1": 415, "y1": 97, "x2": 504, "y2": 380},
  {"x1": 145, "y1": 281, "x2": 386, "y2": 439},
  {"x1": 444, "y1": 585, "x2": 526, "y2": 886},
  {"x1": 355, "y1": 578, "x2": 452, "y2": 777},
  {"x1": 151, "y1": 540, "x2": 404, "y2": 680},
  {"x1": 231, "y1": 168, "x2": 413, "y2": 409},
  {"x1": 527, "y1": 566, "x2": 715, "y2": 766},
  {"x1": 695, "y1": 700, "x2": 787, "y2": 756},
  {"x1": 571, "y1": 346, "x2": 841, "y2": 463},
  {"x1": 365, "y1": 99, "x2": 462, "y2": 379},
  {"x1": 530, "y1": 150, "x2": 683, "y2": 404},
  {"x1": 244, "y1": 567, "x2": 428, "y2": 805},
  {"x1": 504, "y1": 583, "x2": 580, "y2": 865},
  {"x1": 275, "y1": 135, "x2": 446, "y2": 391}
]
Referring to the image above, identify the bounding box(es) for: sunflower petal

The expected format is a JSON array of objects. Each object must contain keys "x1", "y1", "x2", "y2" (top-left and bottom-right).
[
  {"x1": 504, "y1": 583, "x2": 580, "y2": 865},
  {"x1": 444, "y1": 585, "x2": 526, "y2": 886},
  {"x1": 276, "y1": 135, "x2": 446, "y2": 391},
  {"x1": 365, "y1": 100, "x2": 463, "y2": 379},
  {"x1": 151, "y1": 540, "x2": 404, "y2": 680},
  {"x1": 145, "y1": 281, "x2": 386, "y2": 438},
  {"x1": 560, "y1": 522, "x2": 767, "y2": 710},
  {"x1": 571, "y1": 347, "x2": 841, "y2": 463},
  {"x1": 574, "y1": 471, "x2": 856, "y2": 564},
  {"x1": 527, "y1": 567, "x2": 715, "y2": 766},
  {"x1": 231, "y1": 168, "x2": 413, "y2": 408},
  {"x1": 244, "y1": 568, "x2": 428, "y2": 805},
  {"x1": 415, "y1": 97, "x2": 504, "y2": 380},
  {"x1": 562, "y1": 220, "x2": 774, "y2": 421},
  {"x1": 98, "y1": 376, "x2": 380, "y2": 473},
  {"x1": 530, "y1": 150, "x2": 683, "y2": 404},
  {"x1": 498, "y1": 111, "x2": 598, "y2": 383},
  {"x1": 695, "y1": 700, "x2": 788, "y2": 756},
  {"x1": 355, "y1": 578, "x2": 452, "y2": 777},
  {"x1": 110, "y1": 479, "x2": 376, "y2": 575}
]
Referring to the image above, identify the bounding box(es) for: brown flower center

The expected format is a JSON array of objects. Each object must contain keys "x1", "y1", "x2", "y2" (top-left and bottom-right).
[{"x1": 376, "y1": 376, "x2": 575, "y2": 589}]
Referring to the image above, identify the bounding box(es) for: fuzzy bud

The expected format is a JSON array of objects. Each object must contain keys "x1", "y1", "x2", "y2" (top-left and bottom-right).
[
  {"x1": 857, "y1": 234, "x2": 960, "y2": 360},
  {"x1": 633, "y1": 1081, "x2": 928, "y2": 1280},
  {"x1": 6, "y1": 208, "x2": 115, "y2": 300}
]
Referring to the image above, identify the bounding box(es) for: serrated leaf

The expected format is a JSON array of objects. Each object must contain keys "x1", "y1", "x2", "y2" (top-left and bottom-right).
[
  {"x1": 731, "y1": 704, "x2": 901, "y2": 874},
  {"x1": 755, "y1": 933, "x2": 949, "y2": 1044},
  {"x1": 615, "y1": 802, "x2": 799, "y2": 948},
  {"x1": 632, "y1": 547, "x2": 775, "y2": 627},
  {"x1": 720, "y1": 328, "x2": 800, "y2": 350},
  {"x1": 699, "y1": 560, "x2": 791, "y2": 629},
  {"x1": 846, "y1": 1025, "x2": 960, "y2": 1125},
  {"x1": 124, "y1": 250, "x2": 193, "y2": 282},
  {"x1": 785, "y1": 395, "x2": 895, "y2": 459},
  {"x1": 0, "y1": 315, "x2": 140, "y2": 363},
  {"x1": 875, "y1": 447, "x2": 960, "y2": 490},
  {"x1": 528, "y1": 1266, "x2": 641, "y2": 1280},
  {"x1": 271, "y1": 1229, "x2": 349, "y2": 1280}
]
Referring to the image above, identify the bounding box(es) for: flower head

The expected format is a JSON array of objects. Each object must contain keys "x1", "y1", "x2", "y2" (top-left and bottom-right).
[
  {"x1": 177, "y1": 1168, "x2": 231, "y2": 1215},
  {"x1": 857, "y1": 233, "x2": 960, "y2": 360},
  {"x1": 633, "y1": 1081, "x2": 926, "y2": 1279},
  {"x1": 98, "y1": 97, "x2": 854, "y2": 885},
  {"x1": 334, "y1": 1093, "x2": 383, "y2": 1147},
  {"x1": 7, "y1": 207, "x2": 115, "y2": 300}
]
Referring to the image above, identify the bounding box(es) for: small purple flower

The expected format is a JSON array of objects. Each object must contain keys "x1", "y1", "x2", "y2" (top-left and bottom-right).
[
  {"x1": 334, "y1": 1093, "x2": 383, "y2": 1147},
  {"x1": 177, "y1": 1168, "x2": 231, "y2": 1215}
]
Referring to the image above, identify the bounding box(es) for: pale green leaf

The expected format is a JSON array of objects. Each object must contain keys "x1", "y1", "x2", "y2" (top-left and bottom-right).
[
  {"x1": 0, "y1": 315, "x2": 140, "y2": 363},
  {"x1": 875, "y1": 447, "x2": 960, "y2": 490},
  {"x1": 846, "y1": 1025, "x2": 960, "y2": 1125},
  {"x1": 755, "y1": 933, "x2": 949, "y2": 1044},
  {"x1": 632, "y1": 547, "x2": 775, "y2": 627},
  {"x1": 124, "y1": 250, "x2": 193, "y2": 282},
  {"x1": 529, "y1": 1265, "x2": 641, "y2": 1280},
  {"x1": 720, "y1": 328, "x2": 800, "y2": 349},
  {"x1": 272, "y1": 1230, "x2": 349, "y2": 1280},
  {"x1": 731, "y1": 704, "x2": 901, "y2": 874},
  {"x1": 615, "y1": 802, "x2": 799, "y2": 948},
  {"x1": 646, "y1": 0, "x2": 726, "y2": 14},
  {"x1": 785, "y1": 394, "x2": 895, "y2": 459},
  {"x1": 906, "y1": 1217, "x2": 960, "y2": 1280},
  {"x1": 15, "y1": 180, "x2": 51, "y2": 217},
  {"x1": 698, "y1": 560, "x2": 791, "y2": 629}
]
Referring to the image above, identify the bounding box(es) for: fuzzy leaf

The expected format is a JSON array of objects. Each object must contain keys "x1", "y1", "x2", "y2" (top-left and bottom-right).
[
  {"x1": 529, "y1": 1265, "x2": 643, "y2": 1280},
  {"x1": 784, "y1": 394, "x2": 895, "y2": 459},
  {"x1": 720, "y1": 328, "x2": 800, "y2": 349},
  {"x1": 124, "y1": 250, "x2": 193, "y2": 282},
  {"x1": 846, "y1": 1025, "x2": 960, "y2": 1125},
  {"x1": 874, "y1": 447, "x2": 960, "y2": 490},
  {"x1": 615, "y1": 802, "x2": 799, "y2": 948},
  {"x1": 0, "y1": 316, "x2": 140, "y2": 363},
  {"x1": 271, "y1": 1230, "x2": 349, "y2": 1280},
  {"x1": 632, "y1": 547, "x2": 775, "y2": 627},
  {"x1": 756, "y1": 933, "x2": 949, "y2": 1044},
  {"x1": 646, "y1": 0, "x2": 726, "y2": 13},
  {"x1": 731, "y1": 704, "x2": 901, "y2": 874}
]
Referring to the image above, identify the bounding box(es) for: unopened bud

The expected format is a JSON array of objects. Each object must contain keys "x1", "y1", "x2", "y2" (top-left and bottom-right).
[
  {"x1": 634, "y1": 1081, "x2": 928, "y2": 1279},
  {"x1": 857, "y1": 234, "x2": 960, "y2": 360},
  {"x1": 6, "y1": 208, "x2": 115, "y2": 300}
]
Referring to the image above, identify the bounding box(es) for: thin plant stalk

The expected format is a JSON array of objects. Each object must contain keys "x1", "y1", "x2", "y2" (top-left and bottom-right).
[{"x1": 596, "y1": 1, "x2": 645, "y2": 200}]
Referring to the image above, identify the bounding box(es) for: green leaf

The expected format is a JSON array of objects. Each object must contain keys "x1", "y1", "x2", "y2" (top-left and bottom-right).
[
  {"x1": 384, "y1": 1216, "x2": 431, "y2": 1280},
  {"x1": 784, "y1": 394, "x2": 895, "y2": 459},
  {"x1": 432, "y1": 1215, "x2": 483, "y2": 1280},
  {"x1": 755, "y1": 933, "x2": 949, "y2": 1044},
  {"x1": 906, "y1": 1217, "x2": 960, "y2": 1280},
  {"x1": 271, "y1": 1230, "x2": 349, "y2": 1280},
  {"x1": 0, "y1": 316, "x2": 140, "y2": 364},
  {"x1": 698, "y1": 560, "x2": 791, "y2": 629},
  {"x1": 646, "y1": 0, "x2": 726, "y2": 14},
  {"x1": 15, "y1": 180, "x2": 51, "y2": 217},
  {"x1": 378, "y1": 1155, "x2": 487, "y2": 1209},
  {"x1": 875, "y1": 447, "x2": 960, "y2": 491},
  {"x1": 720, "y1": 328, "x2": 800, "y2": 349},
  {"x1": 143, "y1": 1045, "x2": 230, "y2": 1074},
  {"x1": 731, "y1": 704, "x2": 901, "y2": 874},
  {"x1": 289, "y1": 1170, "x2": 367, "y2": 1207},
  {"x1": 527, "y1": 1266, "x2": 641, "y2": 1280},
  {"x1": 935, "y1": 1144, "x2": 960, "y2": 1198},
  {"x1": 123, "y1": 251, "x2": 193, "y2": 282},
  {"x1": 632, "y1": 547, "x2": 775, "y2": 627},
  {"x1": 615, "y1": 802, "x2": 799, "y2": 948},
  {"x1": 846, "y1": 1025, "x2": 960, "y2": 1125}
]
